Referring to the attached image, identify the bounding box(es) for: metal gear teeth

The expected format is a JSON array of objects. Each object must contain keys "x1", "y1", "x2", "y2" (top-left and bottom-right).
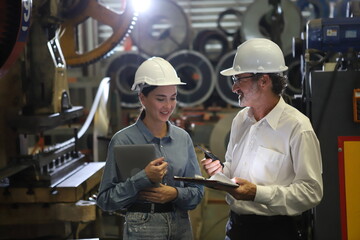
[{"x1": 67, "y1": 14, "x2": 138, "y2": 68}]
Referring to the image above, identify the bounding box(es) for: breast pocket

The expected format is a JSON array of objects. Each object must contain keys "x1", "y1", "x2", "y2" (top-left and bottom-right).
[{"x1": 250, "y1": 146, "x2": 285, "y2": 185}]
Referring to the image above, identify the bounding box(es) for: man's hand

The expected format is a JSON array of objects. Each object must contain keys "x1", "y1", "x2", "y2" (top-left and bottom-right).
[
  {"x1": 201, "y1": 158, "x2": 223, "y2": 176},
  {"x1": 139, "y1": 184, "x2": 178, "y2": 203},
  {"x1": 210, "y1": 177, "x2": 256, "y2": 201},
  {"x1": 144, "y1": 157, "x2": 168, "y2": 183},
  {"x1": 226, "y1": 177, "x2": 257, "y2": 201}
]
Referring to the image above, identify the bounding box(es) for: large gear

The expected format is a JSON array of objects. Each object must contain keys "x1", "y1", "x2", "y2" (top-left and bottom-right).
[{"x1": 59, "y1": 0, "x2": 137, "y2": 67}]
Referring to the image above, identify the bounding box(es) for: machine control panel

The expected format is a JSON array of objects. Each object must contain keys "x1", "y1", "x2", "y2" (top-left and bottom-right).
[{"x1": 307, "y1": 17, "x2": 360, "y2": 52}]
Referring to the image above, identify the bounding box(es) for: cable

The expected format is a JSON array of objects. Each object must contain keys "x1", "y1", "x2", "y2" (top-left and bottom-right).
[
  {"x1": 44, "y1": 77, "x2": 110, "y2": 153},
  {"x1": 313, "y1": 54, "x2": 343, "y2": 134}
]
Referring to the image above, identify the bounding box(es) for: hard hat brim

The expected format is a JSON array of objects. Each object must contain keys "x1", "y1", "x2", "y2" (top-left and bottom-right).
[
  {"x1": 131, "y1": 82, "x2": 186, "y2": 92},
  {"x1": 220, "y1": 68, "x2": 241, "y2": 76},
  {"x1": 220, "y1": 66, "x2": 288, "y2": 76}
]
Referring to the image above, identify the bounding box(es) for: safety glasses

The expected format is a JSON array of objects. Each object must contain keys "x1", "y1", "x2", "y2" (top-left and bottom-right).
[{"x1": 231, "y1": 74, "x2": 257, "y2": 84}]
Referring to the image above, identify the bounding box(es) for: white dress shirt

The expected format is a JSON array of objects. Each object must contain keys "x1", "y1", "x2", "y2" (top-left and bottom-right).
[{"x1": 223, "y1": 97, "x2": 323, "y2": 216}]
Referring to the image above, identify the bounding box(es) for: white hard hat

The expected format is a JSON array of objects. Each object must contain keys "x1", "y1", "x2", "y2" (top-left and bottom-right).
[
  {"x1": 131, "y1": 57, "x2": 186, "y2": 91},
  {"x1": 220, "y1": 38, "x2": 288, "y2": 76}
]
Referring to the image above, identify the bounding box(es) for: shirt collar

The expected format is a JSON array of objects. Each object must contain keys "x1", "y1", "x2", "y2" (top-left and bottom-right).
[
  {"x1": 245, "y1": 97, "x2": 285, "y2": 129},
  {"x1": 263, "y1": 97, "x2": 285, "y2": 130},
  {"x1": 136, "y1": 118, "x2": 173, "y2": 142}
]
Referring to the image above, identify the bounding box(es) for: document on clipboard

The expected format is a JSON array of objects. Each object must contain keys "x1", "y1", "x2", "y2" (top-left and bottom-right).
[{"x1": 174, "y1": 172, "x2": 238, "y2": 189}]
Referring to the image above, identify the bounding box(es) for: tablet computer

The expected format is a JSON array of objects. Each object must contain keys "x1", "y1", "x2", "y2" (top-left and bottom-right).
[{"x1": 114, "y1": 144, "x2": 157, "y2": 181}]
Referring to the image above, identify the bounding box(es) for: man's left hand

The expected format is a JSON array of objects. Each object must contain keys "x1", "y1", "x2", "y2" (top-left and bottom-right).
[{"x1": 217, "y1": 177, "x2": 257, "y2": 201}]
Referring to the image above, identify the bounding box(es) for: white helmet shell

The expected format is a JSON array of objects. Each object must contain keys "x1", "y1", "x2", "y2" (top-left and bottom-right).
[
  {"x1": 131, "y1": 57, "x2": 186, "y2": 91},
  {"x1": 220, "y1": 38, "x2": 288, "y2": 76}
]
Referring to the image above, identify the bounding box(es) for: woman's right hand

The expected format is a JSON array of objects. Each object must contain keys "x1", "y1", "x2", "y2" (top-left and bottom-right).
[{"x1": 145, "y1": 157, "x2": 168, "y2": 183}]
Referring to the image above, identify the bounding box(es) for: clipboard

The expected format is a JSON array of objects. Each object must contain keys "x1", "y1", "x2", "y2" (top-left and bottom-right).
[{"x1": 174, "y1": 172, "x2": 238, "y2": 189}]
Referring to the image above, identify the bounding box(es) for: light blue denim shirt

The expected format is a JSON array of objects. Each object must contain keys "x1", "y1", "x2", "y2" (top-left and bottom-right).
[{"x1": 96, "y1": 118, "x2": 204, "y2": 212}]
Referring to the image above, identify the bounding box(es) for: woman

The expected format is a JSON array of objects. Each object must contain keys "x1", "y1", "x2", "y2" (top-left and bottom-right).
[{"x1": 96, "y1": 57, "x2": 204, "y2": 239}]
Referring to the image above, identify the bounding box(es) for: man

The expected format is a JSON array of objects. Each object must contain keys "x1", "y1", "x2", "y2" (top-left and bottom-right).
[{"x1": 201, "y1": 38, "x2": 323, "y2": 240}]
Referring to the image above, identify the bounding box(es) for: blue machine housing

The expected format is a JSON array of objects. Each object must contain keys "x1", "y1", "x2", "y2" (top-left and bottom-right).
[{"x1": 306, "y1": 17, "x2": 360, "y2": 52}]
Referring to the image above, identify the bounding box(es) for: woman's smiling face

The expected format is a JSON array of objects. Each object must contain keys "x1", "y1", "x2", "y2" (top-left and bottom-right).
[{"x1": 140, "y1": 85, "x2": 177, "y2": 123}]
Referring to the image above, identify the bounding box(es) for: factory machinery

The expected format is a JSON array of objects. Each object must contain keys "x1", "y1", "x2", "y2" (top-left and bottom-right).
[
  {"x1": 293, "y1": 3, "x2": 360, "y2": 238},
  {"x1": 0, "y1": 0, "x2": 137, "y2": 239},
  {"x1": 1, "y1": 0, "x2": 359, "y2": 239}
]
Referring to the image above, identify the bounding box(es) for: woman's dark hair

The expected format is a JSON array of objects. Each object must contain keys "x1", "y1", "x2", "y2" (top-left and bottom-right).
[
  {"x1": 141, "y1": 85, "x2": 157, "y2": 96},
  {"x1": 139, "y1": 86, "x2": 157, "y2": 119}
]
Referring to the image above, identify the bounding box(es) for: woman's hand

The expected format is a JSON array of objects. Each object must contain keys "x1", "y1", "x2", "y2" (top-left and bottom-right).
[
  {"x1": 139, "y1": 184, "x2": 178, "y2": 203},
  {"x1": 144, "y1": 157, "x2": 168, "y2": 183}
]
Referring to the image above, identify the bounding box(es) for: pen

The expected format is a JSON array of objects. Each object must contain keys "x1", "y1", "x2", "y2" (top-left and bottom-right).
[{"x1": 196, "y1": 145, "x2": 224, "y2": 168}]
